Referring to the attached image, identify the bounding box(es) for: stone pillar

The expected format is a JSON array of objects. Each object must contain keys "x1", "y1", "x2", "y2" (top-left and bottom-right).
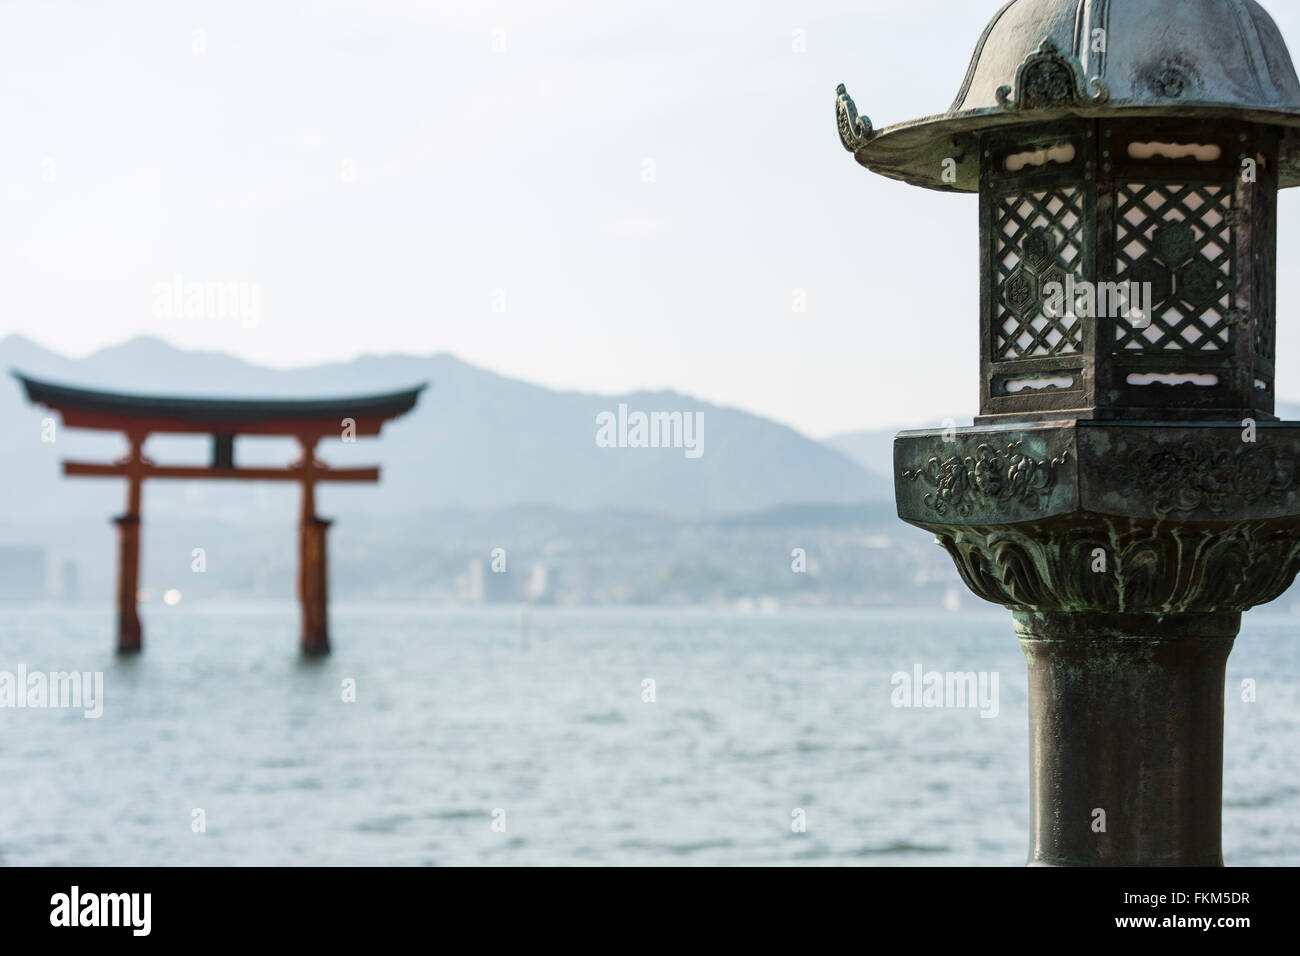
[{"x1": 1016, "y1": 610, "x2": 1237, "y2": 866}]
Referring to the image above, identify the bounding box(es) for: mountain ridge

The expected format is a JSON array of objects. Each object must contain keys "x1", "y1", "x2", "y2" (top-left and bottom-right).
[{"x1": 0, "y1": 334, "x2": 890, "y2": 522}]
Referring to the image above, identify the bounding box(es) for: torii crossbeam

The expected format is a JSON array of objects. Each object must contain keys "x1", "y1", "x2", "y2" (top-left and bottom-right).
[{"x1": 15, "y1": 373, "x2": 424, "y2": 655}]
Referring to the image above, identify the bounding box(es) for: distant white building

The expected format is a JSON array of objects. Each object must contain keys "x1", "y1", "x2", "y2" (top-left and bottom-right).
[
  {"x1": 524, "y1": 563, "x2": 548, "y2": 601},
  {"x1": 457, "y1": 560, "x2": 486, "y2": 603}
]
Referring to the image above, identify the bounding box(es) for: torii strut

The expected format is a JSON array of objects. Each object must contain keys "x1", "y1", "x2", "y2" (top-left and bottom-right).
[{"x1": 15, "y1": 373, "x2": 424, "y2": 655}]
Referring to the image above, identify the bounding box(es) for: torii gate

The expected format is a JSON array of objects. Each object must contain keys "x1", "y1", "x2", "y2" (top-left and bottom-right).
[{"x1": 15, "y1": 373, "x2": 423, "y2": 655}]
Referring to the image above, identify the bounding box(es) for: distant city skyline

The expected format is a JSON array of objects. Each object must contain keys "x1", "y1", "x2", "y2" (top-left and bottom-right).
[{"x1": 6, "y1": 0, "x2": 1300, "y2": 437}]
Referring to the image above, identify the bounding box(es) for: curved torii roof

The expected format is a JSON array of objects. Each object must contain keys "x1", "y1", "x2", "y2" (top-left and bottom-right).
[{"x1": 13, "y1": 372, "x2": 425, "y2": 437}]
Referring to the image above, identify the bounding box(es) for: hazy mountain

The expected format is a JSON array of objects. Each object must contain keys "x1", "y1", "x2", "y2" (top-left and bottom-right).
[
  {"x1": 824, "y1": 428, "x2": 902, "y2": 482},
  {"x1": 825, "y1": 422, "x2": 977, "y2": 482},
  {"x1": 0, "y1": 335, "x2": 889, "y2": 523}
]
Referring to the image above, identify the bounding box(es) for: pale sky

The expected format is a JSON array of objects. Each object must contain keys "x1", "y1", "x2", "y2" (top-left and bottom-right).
[{"x1": 5, "y1": 0, "x2": 1300, "y2": 437}]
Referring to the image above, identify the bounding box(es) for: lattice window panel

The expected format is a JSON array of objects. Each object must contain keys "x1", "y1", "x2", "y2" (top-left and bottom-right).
[
  {"x1": 993, "y1": 188, "x2": 1085, "y2": 359},
  {"x1": 1115, "y1": 183, "x2": 1234, "y2": 352}
]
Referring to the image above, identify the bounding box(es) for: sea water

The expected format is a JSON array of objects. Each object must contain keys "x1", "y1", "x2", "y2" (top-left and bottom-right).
[{"x1": 0, "y1": 604, "x2": 1296, "y2": 866}]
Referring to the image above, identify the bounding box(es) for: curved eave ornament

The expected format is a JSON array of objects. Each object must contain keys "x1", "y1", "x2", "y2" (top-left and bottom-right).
[
  {"x1": 995, "y1": 39, "x2": 1109, "y2": 109},
  {"x1": 835, "y1": 82, "x2": 875, "y2": 154}
]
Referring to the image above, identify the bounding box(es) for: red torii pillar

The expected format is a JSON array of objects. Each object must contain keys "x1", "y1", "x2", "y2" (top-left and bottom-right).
[
  {"x1": 114, "y1": 432, "x2": 147, "y2": 652},
  {"x1": 296, "y1": 436, "x2": 332, "y2": 656}
]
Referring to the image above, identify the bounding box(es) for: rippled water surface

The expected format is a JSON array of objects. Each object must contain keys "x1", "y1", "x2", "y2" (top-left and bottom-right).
[{"x1": 1, "y1": 604, "x2": 1297, "y2": 865}]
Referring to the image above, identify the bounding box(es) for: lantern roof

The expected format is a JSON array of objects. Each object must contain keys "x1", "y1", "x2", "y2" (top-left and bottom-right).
[{"x1": 839, "y1": 0, "x2": 1300, "y2": 191}]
